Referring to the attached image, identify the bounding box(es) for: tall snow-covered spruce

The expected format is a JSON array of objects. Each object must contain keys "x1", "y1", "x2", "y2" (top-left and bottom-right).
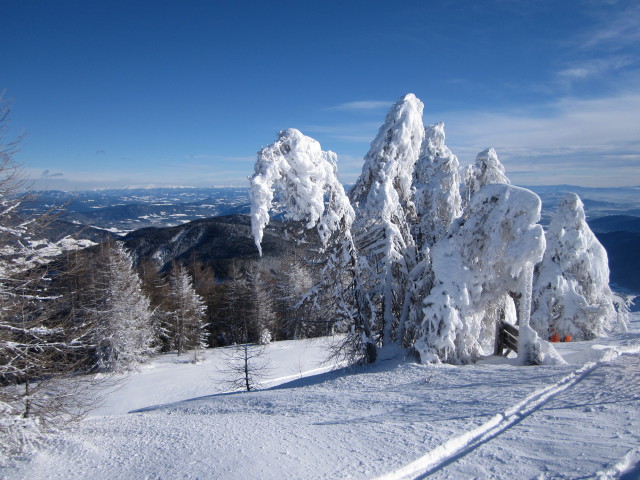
[
  {"x1": 412, "y1": 122, "x2": 462, "y2": 252},
  {"x1": 401, "y1": 122, "x2": 463, "y2": 350},
  {"x1": 166, "y1": 266, "x2": 209, "y2": 359},
  {"x1": 531, "y1": 193, "x2": 618, "y2": 340},
  {"x1": 348, "y1": 94, "x2": 425, "y2": 360}
]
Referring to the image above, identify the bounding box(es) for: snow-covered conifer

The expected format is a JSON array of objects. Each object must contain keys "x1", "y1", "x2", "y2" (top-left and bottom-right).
[
  {"x1": 249, "y1": 128, "x2": 360, "y2": 353},
  {"x1": 89, "y1": 242, "x2": 155, "y2": 372},
  {"x1": 412, "y1": 122, "x2": 462, "y2": 251},
  {"x1": 531, "y1": 193, "x2": 618, "y2": 340},
  {"x1": 401, "y1": 123, "x2": 463, "y2": 343},
  {"x1": 414, "y1": 184, "x2": 546, "y2": 364},
  {"x1": 167, "y1": 266, "x2": 209, "y2": 358},
  {"x1": 348, "y1": 93, "x2": 425, "y2": 360},
  {"x1": 249, "y1": 128, "x2": 354, "y2": 256},
  {"x1": 462, "y1": 147, "x2": 510, "y2": 210}
]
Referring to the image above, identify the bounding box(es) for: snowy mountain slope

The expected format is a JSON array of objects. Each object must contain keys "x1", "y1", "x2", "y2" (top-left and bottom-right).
[
  {"x1": 121, "y1": 214, "x2": 316, "y2": 275},
  {"x1": 4, "y1": 315, "x2": 639, "y2": 479}
]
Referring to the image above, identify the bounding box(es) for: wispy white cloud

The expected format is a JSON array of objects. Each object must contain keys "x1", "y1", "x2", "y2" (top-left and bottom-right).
[
  {"x1": 557, "y1": 55, "x2": 635, "y2": 82},
  {"x1": 327, "y1": 100, "x2": 392, "y2": 112},
  {"x1": 581, "y1": 4, "x2": 640, "y2": 49},
  {"x1": 534, "y1": 4, "x2": 640, "y2": 96},
  {"x1": 438, "y1": 92, "x2": 640, "y2": 186},
  {"x1": 334, "y1": 153, "x2": 366, "y2": 184}
]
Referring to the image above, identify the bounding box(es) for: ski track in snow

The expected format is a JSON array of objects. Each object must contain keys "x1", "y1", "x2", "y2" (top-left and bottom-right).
[{"x1": 375, "y1": 345, "x2": 640, "y2": 480}]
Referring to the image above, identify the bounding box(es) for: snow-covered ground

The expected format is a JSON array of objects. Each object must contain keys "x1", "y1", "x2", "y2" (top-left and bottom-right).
[{"x1": 4, "y1": 316, "x2": 640, "y2": 479}]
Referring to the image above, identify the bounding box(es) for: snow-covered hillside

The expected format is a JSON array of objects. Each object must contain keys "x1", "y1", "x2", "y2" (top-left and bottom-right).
[{"x1": 4, "y1": 315, "x2": 640, "y2": 479}]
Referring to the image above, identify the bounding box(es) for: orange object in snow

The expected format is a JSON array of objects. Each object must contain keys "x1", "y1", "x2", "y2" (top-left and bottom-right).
[
  {"x1": 550, "y1": 332, "x2": 561, "y2": 342},
  {"x1": 564, "y1": 335, "x2": 572, "y2": 342}
]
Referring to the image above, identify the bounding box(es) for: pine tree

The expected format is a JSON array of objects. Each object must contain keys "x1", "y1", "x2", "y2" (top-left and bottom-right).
[
  {"x1": 462, "y1": 147, "x2": 510, "y2": 211},
  {"x1": 531, "y1": 193, "x2": 618, "y2": 340},
  {"x1": 87, "y1": 242, "x2": 155, "y2": 372},
  {"x1": 166, "y1": 265, "x2": 209, "y2": 360},
  {"x1": 412, "y1": 122, "x2": 462, "y2": 252},
  {"x1": 348, "y1": 93, "x2": 425, "y2": 360}
]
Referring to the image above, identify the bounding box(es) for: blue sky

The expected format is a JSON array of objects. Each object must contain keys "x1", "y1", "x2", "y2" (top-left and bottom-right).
[{"x1": 2, "y1": 0, "x2": 639, "y2": 190}]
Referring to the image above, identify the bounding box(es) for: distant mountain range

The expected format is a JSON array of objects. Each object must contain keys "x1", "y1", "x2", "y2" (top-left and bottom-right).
[
  {"x1": 525, "y1": 185, "x2": 640, "y2": 225},
  {"x1": 19, "y1": 187, "x2": 251, "y2": 231},
  {"x1": 16, "y1": 185, "x2": 640, "y2": 297}
]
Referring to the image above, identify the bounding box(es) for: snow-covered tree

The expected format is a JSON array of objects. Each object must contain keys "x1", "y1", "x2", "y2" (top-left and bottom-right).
[
  {"x1": 166, "y1": 265, "x2": 209, "y2": 359},
  {"x1": 531, "y1": 193, "x2": 618, "y2": 340},
  {"x1": 250, "y1": 128, "x2": 354, "y2": 256},
  {"x1": 272, "y1": 255, "x2": 314, "y2": 340},
  {"x1": 348, "y1": 93, "x2": 425, "y2": 361},
  {"x1": 249, "y1": 128, "x2": 360, "y2": 350},
  {"x1": 400, "y1": 122, "x2": 463, "y2": 346},
  {"x1": 414, "y1": 184, "x2": 546, "y2": 364},
  {"x1": 88, "y1": 242, "x2": 155, "y2": 372},
  {"x1": 462, "y1": 147, "x2": 510, "y2": 210},
  {"x1": 412, "y1": 122, "x2": 462, "y2": 252},
  {"x1": 0, "y1": 99, "x2": 100, "y2": 459},
  {"x1": 245, "y1": 262, "x2": 277, "y2": 344}
]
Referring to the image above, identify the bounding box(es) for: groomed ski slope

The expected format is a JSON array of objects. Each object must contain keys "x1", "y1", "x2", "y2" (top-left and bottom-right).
[{"x1": 4, "y1": 315, "x2": 640, "y2": 480}]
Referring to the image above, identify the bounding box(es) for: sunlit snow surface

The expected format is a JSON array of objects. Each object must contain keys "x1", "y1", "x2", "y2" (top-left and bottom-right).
[{"x1": 5, "y1": 317, "x2": 640, "y2": 480}]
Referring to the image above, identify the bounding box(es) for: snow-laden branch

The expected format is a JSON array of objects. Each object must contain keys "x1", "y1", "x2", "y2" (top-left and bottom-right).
[{"x1": 249, "y1": 128, "x2": 354, "y2": 256}]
